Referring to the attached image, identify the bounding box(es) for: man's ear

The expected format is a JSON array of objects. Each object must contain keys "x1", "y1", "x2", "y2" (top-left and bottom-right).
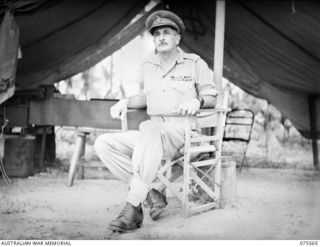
[{"x1": 175, "y1": 34, "x2": 181, "y2": 45}]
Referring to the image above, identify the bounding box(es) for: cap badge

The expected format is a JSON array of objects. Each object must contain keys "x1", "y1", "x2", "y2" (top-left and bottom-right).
[{"x1": 155, "y1": 15, "x2": 162, "y2": 24}]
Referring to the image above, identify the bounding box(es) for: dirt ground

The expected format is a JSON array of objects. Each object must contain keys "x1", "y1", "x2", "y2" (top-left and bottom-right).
[{"x1": 1, "y1": 165, "x2": 319, "y2": 240}]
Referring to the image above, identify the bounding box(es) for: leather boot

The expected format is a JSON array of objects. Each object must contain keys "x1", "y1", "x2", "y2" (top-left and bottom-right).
[
  {"x1": 109, "y1": 202, "x2": 143, "y2": 233},
  {"x1": 146, "y1": 189, "x2": 168, "y2": 220}
]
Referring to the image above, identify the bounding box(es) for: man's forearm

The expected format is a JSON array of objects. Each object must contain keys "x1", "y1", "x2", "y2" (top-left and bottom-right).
[
  {"x1": 201, "y1": 95, "x2": 217, "y2": 108},
  {"x1": 126, "y1": 94, "x2": 147, "y2": 109}
]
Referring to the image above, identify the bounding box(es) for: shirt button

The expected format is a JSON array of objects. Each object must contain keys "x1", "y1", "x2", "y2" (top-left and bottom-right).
[{"x1": 162, "y1": 89, "x2": 166, "y2": 92}]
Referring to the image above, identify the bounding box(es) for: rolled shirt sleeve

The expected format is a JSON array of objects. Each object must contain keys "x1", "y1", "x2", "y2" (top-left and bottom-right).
[{"x1": 195, "y1": 58, "x2": 218, "y2": 97}]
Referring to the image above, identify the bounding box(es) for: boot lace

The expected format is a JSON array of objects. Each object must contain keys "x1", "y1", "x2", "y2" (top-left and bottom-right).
[
  {"x1": 148, "y1": 190, "x2": 165, "y2": 206},
  {"x1": 150, "y1": 194, "x2": 160, "y2": 205},
  {"x1": 118, "y1": 203, "x2": 132, "y2": 218}
]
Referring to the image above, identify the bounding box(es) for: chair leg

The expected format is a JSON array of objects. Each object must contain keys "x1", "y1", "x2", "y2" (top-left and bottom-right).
[
  {"x1": 183, "y1": 161, "x2": 189, "y2": 218},
  {"x1": 183, "y1": 119, "x2": 191, "y2": 217},
  {"x1": 239, "y1": 142, "x2": 249, "y2": 172},
  {"x1": 163, "y1": 165, "x2": 172, "y2": 196},
  {"x1": 239, "y1": 154, "x2": 247, "y2": 172},
  {"x1": 79, "y1": 135, "x2": 86, "y2": 180},
  {"x1": 68, "y1": 132, "x2": 86, "y2": 186},
  {"x1": 214, "y1": 157, "x2": 221, "y2": 206}
]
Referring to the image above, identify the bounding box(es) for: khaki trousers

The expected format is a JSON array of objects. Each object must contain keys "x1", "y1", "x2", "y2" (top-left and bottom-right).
[{"x1": 94, "y1": 117, "x2": 198, "y2": 206}]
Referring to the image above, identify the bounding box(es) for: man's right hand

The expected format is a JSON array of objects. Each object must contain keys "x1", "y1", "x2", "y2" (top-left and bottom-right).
[{"x1": 110, "y1": 99, "x2": 129, "y2": 120}]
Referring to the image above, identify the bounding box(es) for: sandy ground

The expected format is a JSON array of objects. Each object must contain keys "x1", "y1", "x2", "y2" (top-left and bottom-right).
[{"x1": 1, "y1": 166, "x2": 319, "y2": 240}]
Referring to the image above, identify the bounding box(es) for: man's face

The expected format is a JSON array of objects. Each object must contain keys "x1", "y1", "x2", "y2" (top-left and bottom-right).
[{"x1": 152, "y1": 27, "x2": 181, "y2": 54}]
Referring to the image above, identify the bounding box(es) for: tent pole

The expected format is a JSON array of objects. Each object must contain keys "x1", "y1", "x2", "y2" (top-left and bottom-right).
[
  {"x1": 308, "y1": 95, "x2": 319, "y2": 170},
  {"x1": 213, "y1": 0, "x2": 226, "y2": 97}
]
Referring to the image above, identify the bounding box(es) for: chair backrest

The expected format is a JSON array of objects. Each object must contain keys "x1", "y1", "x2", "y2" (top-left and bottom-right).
[{"x1": 223, "y1": 108, "x2": 254, "y2": 143}]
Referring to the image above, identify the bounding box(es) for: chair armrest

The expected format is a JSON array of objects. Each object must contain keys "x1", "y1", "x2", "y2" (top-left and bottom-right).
[
  {"x1": 212, "y1": 107, "x2": 231, "y2": 113},
  {"x1": 197, "y1": 108, "x2": 231, "y2": 114}
]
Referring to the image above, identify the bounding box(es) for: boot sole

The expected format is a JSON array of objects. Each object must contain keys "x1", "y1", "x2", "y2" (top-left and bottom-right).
[{"x1": 108, "y1": 223, "x2": 142, "y2": 233}]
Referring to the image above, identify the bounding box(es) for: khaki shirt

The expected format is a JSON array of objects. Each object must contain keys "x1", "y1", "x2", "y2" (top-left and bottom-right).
[{"x1": 138, "y1": 49, "x2": 218, "y2": 116}]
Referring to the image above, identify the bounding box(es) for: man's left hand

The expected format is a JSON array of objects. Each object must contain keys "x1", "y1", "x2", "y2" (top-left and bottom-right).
[{"x1": 176, "y1": 98, "x2": 201, "y2": 116}]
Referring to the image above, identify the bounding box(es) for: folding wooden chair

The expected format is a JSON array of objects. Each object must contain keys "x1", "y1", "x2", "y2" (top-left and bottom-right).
[{"x1": 157, "y1": 92, "x2": 229, "y2": 217}]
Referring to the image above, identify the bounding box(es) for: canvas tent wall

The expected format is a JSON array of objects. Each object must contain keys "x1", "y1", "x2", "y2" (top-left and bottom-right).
[
  {"x1": 167, "y1": 0, "x2": 320, "y2": 140},
  {"x1": 0, "y1": 0, "x2": 150, "y2": 88},
  {"x1": 0, "y1": 0, "x2": 319, "y2": 142}
]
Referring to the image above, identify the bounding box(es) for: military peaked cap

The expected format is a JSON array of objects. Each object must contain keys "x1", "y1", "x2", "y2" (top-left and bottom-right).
[{"x1": 146, "y1": 10, "x2": 185, "y2": 35}]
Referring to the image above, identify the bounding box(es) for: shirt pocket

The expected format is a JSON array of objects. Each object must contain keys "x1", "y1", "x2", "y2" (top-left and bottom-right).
[
  {"x1": 143, "y1": 83, "x2": 157, "y2": 95},
  {"x1": 172, "y1": 80, "x2": 195, "y2": 94}
]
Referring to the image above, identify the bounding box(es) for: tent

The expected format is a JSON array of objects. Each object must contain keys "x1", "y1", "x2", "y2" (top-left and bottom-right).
[{"x1": 0, "y1": 0, "x2": 319, "y2": 164}]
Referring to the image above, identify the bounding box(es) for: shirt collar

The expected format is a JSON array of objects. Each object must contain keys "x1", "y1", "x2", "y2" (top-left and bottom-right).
[
  {"x1": 176, "y1": 47, "x2": 184, "y2": 64},
  {"x1": 146, "y1": 48, "x2": 185, "y2": 65}
]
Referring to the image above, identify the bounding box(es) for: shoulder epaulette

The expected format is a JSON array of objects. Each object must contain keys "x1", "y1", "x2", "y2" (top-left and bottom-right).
[{"x1": 183, "y1": 52, "x2": 200, "y2": 62}]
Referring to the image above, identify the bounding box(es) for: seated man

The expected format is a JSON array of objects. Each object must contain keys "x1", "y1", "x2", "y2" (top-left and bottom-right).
[{"x1": 94, "y1": 9, "x2": 218, "y2": 233}]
